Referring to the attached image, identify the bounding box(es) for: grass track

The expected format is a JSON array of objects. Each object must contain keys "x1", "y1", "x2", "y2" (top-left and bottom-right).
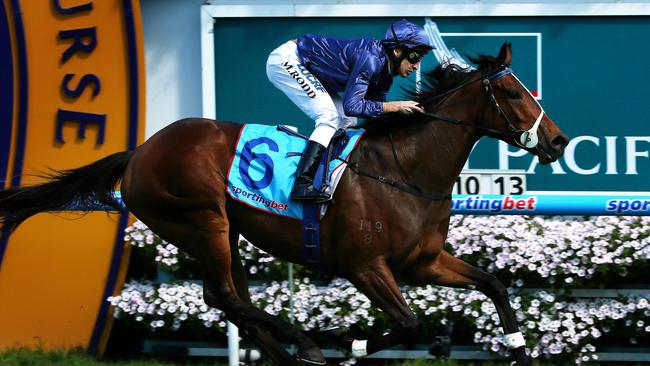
[
  {"x1": 0, "y1": 349, "x2": 645, "y2": 366},
  {"x1": 0, "y1": 349, "x2": 200, "y2": 366}
]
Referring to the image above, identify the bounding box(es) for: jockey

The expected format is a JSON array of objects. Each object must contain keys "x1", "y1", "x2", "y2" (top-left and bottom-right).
[{"x1": 266, "y1": 19, "x2": 434, "y2": 201}]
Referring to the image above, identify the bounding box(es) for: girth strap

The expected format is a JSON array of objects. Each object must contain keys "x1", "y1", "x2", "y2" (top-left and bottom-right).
[
  {"x1": 347, "y1": 162, "x2": 451, "y2": 201},
  {"x1": 301, "y1": 201, "x2": 323, "y2": 272},
  {"x1": 422, "y1": 112, "x2": 510, "y2": 139}
]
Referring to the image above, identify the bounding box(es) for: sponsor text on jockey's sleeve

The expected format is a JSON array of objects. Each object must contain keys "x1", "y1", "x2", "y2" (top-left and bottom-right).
[{"x1": 296, "y1": 35, "x2": 393, "y2": 119}]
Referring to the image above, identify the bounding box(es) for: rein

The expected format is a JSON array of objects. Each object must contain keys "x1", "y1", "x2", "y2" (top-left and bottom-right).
[
  {"x1": 421, "y1": 111, "x2": 508, "y2": 138},
  {"x1": 418, "y1": 67, "x2": 514, "y2": 140},
  {"x1": 346, "y1": 159, "x2": 452, "y2": 201},
  {"x1": 345, "y1": 66, "x2": 542, "y2": 201},
  {"x1": 420, "y1": 66, "x2": 545, "y2": 149}
]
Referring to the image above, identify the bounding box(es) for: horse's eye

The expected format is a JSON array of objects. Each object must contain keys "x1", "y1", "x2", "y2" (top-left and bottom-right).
[{"x1": 506, "y1": 89, "x2": 522, "y2": 99}]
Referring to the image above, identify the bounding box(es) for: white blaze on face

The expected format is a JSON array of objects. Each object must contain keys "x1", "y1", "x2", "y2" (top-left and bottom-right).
[{"x1": 510, "y1": 72, "x2": 545, "y2": 149}]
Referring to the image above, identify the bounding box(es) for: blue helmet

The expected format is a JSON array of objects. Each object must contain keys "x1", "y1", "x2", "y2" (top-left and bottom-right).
[{"x1": 381, "y1": 20, "x2": 434, "y2": 51}]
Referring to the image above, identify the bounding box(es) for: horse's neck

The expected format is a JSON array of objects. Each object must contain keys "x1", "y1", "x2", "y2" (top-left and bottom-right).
[
  {"x1": 356, "y1": 86, "x2": 485, "y2": 203},
  {"x1": 391, "y1": 116, "x2": 478, "y2": 194}
]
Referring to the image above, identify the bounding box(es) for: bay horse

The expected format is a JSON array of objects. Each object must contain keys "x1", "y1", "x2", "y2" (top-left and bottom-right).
[{"x1": 0, "y1": 43, "x2": 568, "y2": 365}]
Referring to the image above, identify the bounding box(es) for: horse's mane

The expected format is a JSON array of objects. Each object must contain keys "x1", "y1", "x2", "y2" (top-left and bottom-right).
[
  {"x1": 406, "y1": 54, "x2": 499, "y2": 104},
  {"x1": 361, "y1": 53, "x2": 500, "y2": 135}
]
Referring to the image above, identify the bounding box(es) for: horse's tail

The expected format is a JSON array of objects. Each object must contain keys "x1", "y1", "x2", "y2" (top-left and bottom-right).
[{"x1": 0, "y1": 151, "x2": 134, "y2": 233}]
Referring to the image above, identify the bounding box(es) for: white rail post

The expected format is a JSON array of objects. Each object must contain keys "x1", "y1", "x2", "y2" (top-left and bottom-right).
[{"x1": 228, "y1": 321, "x2": 239, "y2": 366}]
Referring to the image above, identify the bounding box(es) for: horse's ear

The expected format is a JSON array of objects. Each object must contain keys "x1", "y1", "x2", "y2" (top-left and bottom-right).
[{"x1": 497, "y1": 42, "x2": 512, "y2": 67}]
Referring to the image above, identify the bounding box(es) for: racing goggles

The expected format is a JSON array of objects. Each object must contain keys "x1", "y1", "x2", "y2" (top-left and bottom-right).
[{"x1": 405, "y1": 50, "x2": 425, "y2": 64}]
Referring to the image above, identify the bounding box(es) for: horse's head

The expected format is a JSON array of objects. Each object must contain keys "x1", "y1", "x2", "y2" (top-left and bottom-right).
[{"x1": 475, "y1": 43, "x2": 569, "y2": 163}]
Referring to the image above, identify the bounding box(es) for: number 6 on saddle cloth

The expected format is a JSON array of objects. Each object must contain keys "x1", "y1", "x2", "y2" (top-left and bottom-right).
[{"x1": 226, "y1": 124, "x2": 365, "y2": 270}]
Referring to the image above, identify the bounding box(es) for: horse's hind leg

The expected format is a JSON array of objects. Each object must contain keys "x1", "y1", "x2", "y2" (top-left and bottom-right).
[
  {"x1": 136, "y1": 210, "x2": 322, "y2": 366},
  {"x1": 223, "y1": 228, "x2": 291, "y2": 362},
  {"x1": 228, "y1": 227, "x2": 251, "y2": 302},
  {"x1": 409, "y1": 250, "x2": 531, "y2": 366},
  {"x1": 225, "y1": 227, "x2": 308, "y2": 363},
  {"x1": 194, "y1": 216, "x2": 325, "y2": 366}
]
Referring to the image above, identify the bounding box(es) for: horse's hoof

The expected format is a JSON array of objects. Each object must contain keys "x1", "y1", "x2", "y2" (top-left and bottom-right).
[{"x1": 296, "y1": 349, "x2": 326, "y2": 366}]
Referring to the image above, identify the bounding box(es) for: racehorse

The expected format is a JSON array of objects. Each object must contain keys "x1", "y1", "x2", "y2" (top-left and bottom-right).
[{"x1": 0, "y1": 43, "x2": 567, "y2": 366}]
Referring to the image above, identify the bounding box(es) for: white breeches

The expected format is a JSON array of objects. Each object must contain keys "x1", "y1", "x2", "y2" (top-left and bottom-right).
[{"x1": 266, "y1": 40, "x2": 357, "y2": 147}]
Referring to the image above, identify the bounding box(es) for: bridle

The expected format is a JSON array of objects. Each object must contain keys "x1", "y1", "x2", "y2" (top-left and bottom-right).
[
  {"x1": 420, "y1": 66, "x2": 545, "y2": 149},
  {"x1": 347, "y1": 65, "x2": 546, "y2": 202},
  {"x1": 483, "y1": 67, "x2": 544, "y2": 149}
]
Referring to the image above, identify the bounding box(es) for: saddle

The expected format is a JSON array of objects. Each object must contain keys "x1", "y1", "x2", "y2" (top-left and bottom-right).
[
  {"x1": 226, "y1": 124, "x2": 365, "y2": 271},
  {"x1": 278, "y1": 125, "x2": 351, "y2": 199},
  {"x1": 278, "y1": 126, "x2": 351, "y2": 272}
]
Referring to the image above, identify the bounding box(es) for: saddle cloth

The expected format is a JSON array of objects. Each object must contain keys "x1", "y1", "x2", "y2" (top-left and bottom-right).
[{"x1": 227, "y1": 124, "x2": 364, "y2": 219}]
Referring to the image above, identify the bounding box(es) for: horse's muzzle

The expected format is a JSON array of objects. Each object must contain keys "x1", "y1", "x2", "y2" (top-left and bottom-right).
[{"x1": 538, "y1": 131, "x2": 569, "y2": 164}]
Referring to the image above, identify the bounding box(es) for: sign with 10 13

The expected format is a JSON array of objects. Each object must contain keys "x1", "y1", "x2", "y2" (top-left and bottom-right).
[{"x1": 454, "y1": 169, "x2": 527, "y2": 195}]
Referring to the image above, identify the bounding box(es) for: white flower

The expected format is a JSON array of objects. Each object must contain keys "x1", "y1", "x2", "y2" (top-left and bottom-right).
[{"x1": 115, "y1": 216, "x2": 650, "y2": 364}]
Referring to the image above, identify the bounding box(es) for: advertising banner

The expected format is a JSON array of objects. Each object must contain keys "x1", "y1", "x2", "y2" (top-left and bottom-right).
[
  {"x1": 0, "y1": 0, "x2": 144, "y2": 353},
  {"x1": 209, "y1": 16, "x2": 649, "y2": 198}
]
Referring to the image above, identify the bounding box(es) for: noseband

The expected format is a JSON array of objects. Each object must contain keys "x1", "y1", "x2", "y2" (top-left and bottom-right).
[
  {"x1": 421, "y1": 66, "x2": 544, "y2": 149},
  {"x1": 484, "y1": 67, "x2": 544, "y2": 149}
]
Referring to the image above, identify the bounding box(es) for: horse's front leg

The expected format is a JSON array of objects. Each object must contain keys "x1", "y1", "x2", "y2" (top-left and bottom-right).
[
  {"x1": 341, "y1": 257, "x2": 419, "y2": 358},
  {"x1": 407, "y1": 250, "x2": 531, "y2": 366}
]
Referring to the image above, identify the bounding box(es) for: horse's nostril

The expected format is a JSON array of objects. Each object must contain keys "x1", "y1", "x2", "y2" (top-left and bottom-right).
[{"x1": 552, "y1": 134, "x2": 569, "y2": 149}]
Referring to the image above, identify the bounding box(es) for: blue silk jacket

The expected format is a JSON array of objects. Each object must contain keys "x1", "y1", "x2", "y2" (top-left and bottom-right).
[{"x1": 296, "y1": 34, "x2": 393, "y2": 119}]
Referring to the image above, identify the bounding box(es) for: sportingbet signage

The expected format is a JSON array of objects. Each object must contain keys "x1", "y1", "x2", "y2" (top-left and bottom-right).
[{"x1": 451, "y1": 195, "x2": 650, "y2": 216}]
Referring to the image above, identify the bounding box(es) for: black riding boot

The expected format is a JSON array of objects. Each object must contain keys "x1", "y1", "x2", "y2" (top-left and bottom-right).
[{"x1": 291, "y1": 141, "x2": 329, "y2": 201}]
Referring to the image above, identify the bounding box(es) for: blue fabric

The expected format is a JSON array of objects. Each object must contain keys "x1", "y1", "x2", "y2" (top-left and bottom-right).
[
  {"x1": 487, "y1": 67, "x2": 513, "y2": 81},
  {"x1": 296, "y1": 35, "x2": 392, "y2": 118},
  {"x1": 227, "y1": 124, "x2": 364, "y2": 219},
  {"x1": 302, "y1": 201, "x2": 322, "y2": 270},
  {"x1": 382, "y1": 20, "x2": 434, "y2": 50}
]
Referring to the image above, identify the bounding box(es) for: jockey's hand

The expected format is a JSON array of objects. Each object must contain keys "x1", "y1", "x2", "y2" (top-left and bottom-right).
[{"x1": 383, "y1": 101, "x2": 425, "y2": 115}]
